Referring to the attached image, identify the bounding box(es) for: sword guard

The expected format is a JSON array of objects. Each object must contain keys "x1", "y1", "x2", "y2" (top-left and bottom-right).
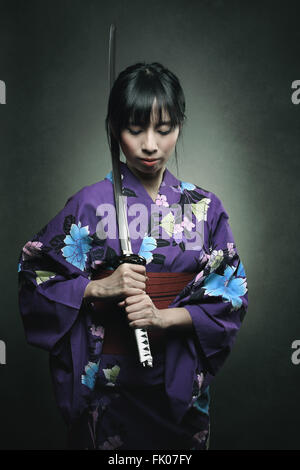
[{"x1": 117, "y1": 253, "x2": 147, "y2": 267}]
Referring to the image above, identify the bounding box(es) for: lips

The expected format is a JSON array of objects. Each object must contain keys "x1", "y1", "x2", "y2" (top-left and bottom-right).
[
  {"x1": 140, "y1": 158, "x2": 159, "y2": 162},
  {"x1": 140, "y1": 158, "x2": 159, "y2": 167}
]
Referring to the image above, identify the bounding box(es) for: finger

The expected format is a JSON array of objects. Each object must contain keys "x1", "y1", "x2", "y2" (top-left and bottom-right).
[
  {"x1": 124, "y1": 293, "x2": 148, "y2": 306},
  {"x1": 125, "y1": 271, "x2": 147, "y2": 286},
  {"x1": 130, "y1": 273, "x2": 148, "y2": 283},
  {"x1": 128, "y1": 280, "x2": 146, "y2": 291},
  {"x1": 125, "y1": 302, "x2": 144, "y2": 314},
  {"x1": 127, "y1": 311, "x2": 145, "y2": 322},
  {"x1": 126, "y1": 264, "x2": 146, "y2": 275},
  {"x1": 125, "y1": 288, "x2": 146, "y2": 297},
  {"x1": 128, "y1": 319, "x2": 153, "y2": 329}
]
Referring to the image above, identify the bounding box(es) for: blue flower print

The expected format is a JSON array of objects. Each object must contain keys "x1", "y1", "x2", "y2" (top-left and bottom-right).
[
  {"x1": 138, "y1": 235, "x2": 157, "y2": 263},
  {"x1": 105, "y1": 171, "x2": 124, "y2": 184},
  {"x1": 193, "y1": 386, "x2": 210, "y2": 416},
  {"x1": 81, "y1": 360, "x2": 100, "y2": 390},
  {"x1": 105, "y1": 171, "x2": 113, "y2": 183},
  {"x1": 180, "y1": 181, "x2": 196, "y2": 193},
  {"x1": 236, "y1": 259, "x2": 246, "y2": 277},
  {"x1": 61, "y1": 222, "x2": 92, "y2": 271},
  {"x1": 202, "y1": 261, "x2": 247, "y2": 309}
]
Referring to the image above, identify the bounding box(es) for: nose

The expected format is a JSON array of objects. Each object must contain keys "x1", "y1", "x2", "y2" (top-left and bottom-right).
[{"x1": 141, "y1": 129, "x2": 158, "y2": 155}]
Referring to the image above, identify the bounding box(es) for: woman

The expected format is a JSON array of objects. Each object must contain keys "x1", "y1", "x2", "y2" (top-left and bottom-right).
[{"x1": 18, "y1": 62, "x2": 248, "y2": 450}]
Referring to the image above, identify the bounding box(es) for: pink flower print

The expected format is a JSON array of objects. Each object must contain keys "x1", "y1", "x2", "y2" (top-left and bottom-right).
[
  {"x1": 98, "y1": 435, "x2": 124, "y2": 450},
  {"x1": 155, "y1": 194, "x2": 169, "y2": 207},
  {"x1": 202, "y1": 253, "x2": 210, "y2": 264},
  {"x1": 197, "y1": 372, "x2": 204, "y2": 389},
  {"x1": 181, "y1": 216, "x2": 195, "y2": 231},
  {"x1": 190, "y1": 372, "x2": 204, "y2": 406},
  {"x1": 173, "y1": 223, "x2": 184, "y2": 243},
  {"x1": 227, "y1": 242, "x2": 235, "y2": 258},
  {"x1": 90, "y1": 324, "x2": 105, "y2": 339},
  {"x1": 22, "y1": 241, "x2": 43, "y2": 261},
  {"x1": 91, "y1": 259, "x2": 104, "y2": 270},
  {"x1": 174, "y1": 223, "x2": 184, "y2": 234},
  {"x1": 193, "y1": 429, "x2": 209, "y2": 445},
  {"x1": 194, "y1": 271, "x2": 204, "y2": 283}
]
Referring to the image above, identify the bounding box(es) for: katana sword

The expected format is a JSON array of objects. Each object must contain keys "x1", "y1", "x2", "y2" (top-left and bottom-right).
[{"x1": 108, "y1": 23, "x2": 153, "y2": 368}]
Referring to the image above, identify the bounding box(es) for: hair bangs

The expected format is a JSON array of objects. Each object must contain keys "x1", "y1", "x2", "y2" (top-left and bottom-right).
[{"x1": 122, "y1": 78, "x2": 181, "y2": 131}]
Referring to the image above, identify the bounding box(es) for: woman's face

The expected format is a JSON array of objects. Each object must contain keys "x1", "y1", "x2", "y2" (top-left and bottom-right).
[{"x1": 119, "y1": 100, "x2": 180, "y2": 178}]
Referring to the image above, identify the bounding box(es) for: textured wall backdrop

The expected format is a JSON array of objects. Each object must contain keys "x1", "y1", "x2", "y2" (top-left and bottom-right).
[{"x1": 0, "y1": 0, "x2": 299, "y2": 450}]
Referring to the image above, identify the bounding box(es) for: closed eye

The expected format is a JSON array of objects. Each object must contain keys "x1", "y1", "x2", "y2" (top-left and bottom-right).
[
  {"x1": 158, "y1": 130, "x2": 171, "y2": 135},
  {"x1": 127, "y1": 128, "x2": 142, "y2": 135},
  {"x1": 127, "y1": 128, "x2": 171, "y2": 136}
]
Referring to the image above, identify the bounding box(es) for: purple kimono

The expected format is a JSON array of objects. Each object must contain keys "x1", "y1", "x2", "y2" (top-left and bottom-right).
[{"x1": 18, "y1": 161, "x2": 248, "y2": 450}]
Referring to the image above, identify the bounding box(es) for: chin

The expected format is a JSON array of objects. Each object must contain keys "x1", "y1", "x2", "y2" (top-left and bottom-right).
[{"x1": 127, "y1": 159, "x2": 165, "y2": 177}]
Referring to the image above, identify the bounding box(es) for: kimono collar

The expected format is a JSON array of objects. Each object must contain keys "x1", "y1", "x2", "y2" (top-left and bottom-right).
[{"x1": 119, "y1": 160, "x2": 182, "y2": 207}]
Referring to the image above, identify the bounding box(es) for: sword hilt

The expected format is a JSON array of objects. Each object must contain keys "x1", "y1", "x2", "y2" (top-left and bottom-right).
[{"x1": 116, "y1": 253, "x2": 153, "y2": 368}]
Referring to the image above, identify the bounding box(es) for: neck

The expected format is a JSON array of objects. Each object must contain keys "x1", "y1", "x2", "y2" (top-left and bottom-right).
[{"x1": 126, "y1": 162, "x2": 166, "y2": 197}]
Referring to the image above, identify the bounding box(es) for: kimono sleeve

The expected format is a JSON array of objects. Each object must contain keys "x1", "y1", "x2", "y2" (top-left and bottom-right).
[
  {"x1": 172, "y1": 195, "x2": 248, "y2": 381},
  {"x1": 18, "y1": 189, "x2": 92, "y2": 353}
]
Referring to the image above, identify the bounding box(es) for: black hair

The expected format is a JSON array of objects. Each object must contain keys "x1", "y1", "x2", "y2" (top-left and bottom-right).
[{"x1": 105, "y1": 62, "x2": 187, "y2": 177}]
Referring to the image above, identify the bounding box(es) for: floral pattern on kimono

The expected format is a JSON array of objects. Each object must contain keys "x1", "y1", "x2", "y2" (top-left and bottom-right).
[{"x1": 18, "y1": 161, "x2": 248, "y2": 437}]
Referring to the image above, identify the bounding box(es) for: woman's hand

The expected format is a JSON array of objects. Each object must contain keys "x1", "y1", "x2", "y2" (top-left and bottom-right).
[
  {"x1": 118, "y1": 294, "x2": 166, "y2": 330},
  {"x1": 83, "y1": 263, "x2": 147, "y2": 301}
]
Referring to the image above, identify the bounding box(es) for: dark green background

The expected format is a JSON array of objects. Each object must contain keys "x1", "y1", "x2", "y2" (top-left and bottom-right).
[{"x1": 0, "y1": 0, "x2": 299, "y2": 450}]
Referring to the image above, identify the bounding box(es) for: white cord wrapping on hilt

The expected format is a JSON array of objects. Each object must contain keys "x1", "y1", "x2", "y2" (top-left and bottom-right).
[{"x1": 134, "y1": 328, "x2": 153, "y2": 367}]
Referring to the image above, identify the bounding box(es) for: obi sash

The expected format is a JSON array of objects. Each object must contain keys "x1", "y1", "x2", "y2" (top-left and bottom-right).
[{"x1": 91, "y1": 270, "x2": 196, "y2": 355}]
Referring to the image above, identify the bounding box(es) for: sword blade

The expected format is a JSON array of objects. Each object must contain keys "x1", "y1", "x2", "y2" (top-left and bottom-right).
[
  {"x1": 109, "y1": 23, "x2": 132, "y2": 255},
  {"x1": 111, "y1": 155, "x2": 132, "y2": 254},
  {"x1": 108, "y1": 24, "x2": 116, "y2": 92}
]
